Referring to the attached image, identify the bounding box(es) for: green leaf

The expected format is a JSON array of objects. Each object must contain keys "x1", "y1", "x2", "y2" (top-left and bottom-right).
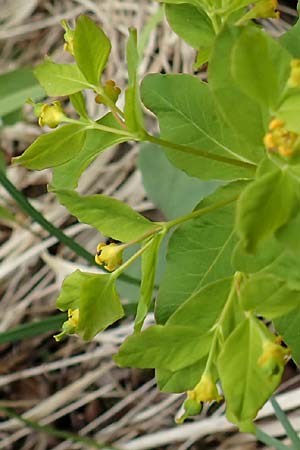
[
  {"x1": 70, "y1": 92, "x2": 88, "y2": 119},
  {"x1": 34, "y1": 60, "x2": 90, "y2": 96},
  {"x1": 51, "y1": 114, "x2": 128, "y2": 190},
  {"x1": 74, "y1": 15, "x2": 111, "y2": 86},
  {"x1": 124, "y1": 28, "x2": 144, "y2": 133},
  {"x1": 236, "y1": 167, "x2": 297, "y2": 253},
  {"x1": 274, "y1": 310, "x2": 300, "y2": 364},
  {"x1": 232, "y1": 27, "x2": 291, "y2": 109},
  {"x1": 208, "y1": 26, "x2": 268, "y2": 150},
  {"x1": 56, "y1": 270, "x2": 85, "y2": 311},
  {"x1": 114, "y1": 325, "x2": 211, "y2": 371},
  {"x1": 13, "y1": 124, "x2": 86, "y2": 170},
  {"x1": 141, "y1": 73, "x2": 256, "y2": 181},
  {"x1": 134, "y1": 234, "x2": 164, "y2": 332},
  {"x1": 276, "y1": 212, "x2": 300, "y2": 254},
  {"x1": 165, "y1": 3, "x2": 215, "y2": 51},
  {"x1": 276, "y1": 94, "x2": 300, "y2": 133},
  {"x1": 219, "y1": 317, "x2": 284, "y2": 432},
  {"x1": 167, "y1": 278, "x2": 232, "y2": 331},
  {"x1": 77, "y1": 273, "x2": 124, "y2": 340},
  {"x1": 138, "y1": 143, "x2": 220, "y2": 220},
  {"x1": 279, "y1": 19, "x2": 300, "y2": 58},
  {"x1": 55, "y1": 189, "x2": 156, "y2": 242},
  {"x1": 232, "y1": 237, "x2": 283, "y2": 273},
  {"x1": 156, "y1": 359, "x2": 206, "y2": 393},
  {"x1": 155, "y1": 181, "x2": 246, "y2": 323},
  {"x1": 57, "y1": 270, "x2": 124, "y2": 341},
  {"x1": 0, "y1": 68, "x2": 45, "y2": 117},
  {"x1": 240, "y1": 274, "x2": 300, "y2": 319}
]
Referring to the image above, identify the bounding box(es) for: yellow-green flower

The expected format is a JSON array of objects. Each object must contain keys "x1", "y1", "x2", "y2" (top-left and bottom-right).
[
  {"x1": 95, "y1": 242, "x2": 124, "y2": 272},
  {"x1": 263, "y1": 117, "x2": 299, "y2": 157},
  {"x1": 54, "y1": 308, "x2": 79, "y2": 342},
  {"x1": 188, "y1": 373, "x2": 223, "y2": 404},
  {"x1": 61, "y1": 20, "x2": 75, "y2": 55},
  {"x1": 258, "y1": 340, "x2": 290, "y2": 376},
  {"x1": 38, "y1": 101, "x2": 66, "y2": 128}
]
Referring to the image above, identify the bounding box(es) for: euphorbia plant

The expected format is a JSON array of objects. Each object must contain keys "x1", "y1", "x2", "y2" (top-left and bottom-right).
[{"x1": 13, "y1": 0, "x2": 300, "y2": 436}]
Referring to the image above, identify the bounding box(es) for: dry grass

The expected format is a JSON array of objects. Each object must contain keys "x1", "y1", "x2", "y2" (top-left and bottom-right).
[{"x1": 0, "y1": 1, "x2": 299, "y2": 449}]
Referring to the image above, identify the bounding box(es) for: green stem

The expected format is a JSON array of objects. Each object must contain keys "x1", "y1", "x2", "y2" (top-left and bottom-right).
[
  {"x1": 0, "y1": 407, "x2": 118, "y2": 450},
  {"x1": 145, "y1": 133, "x2": 257, "y2": 171},
  {"x1": 271, "y1": 396, "x2": 300, "y2": 449},
  {"x1": 0, "y1": 171, "x2": 140, "y2": 286},
  {"x1": 112, "y1": 238, "x2": 154, "y2": 280},
  {"x1": 256, "y1": 427, "x2": 294, "y2": 450},
  {"x1": 163, "y1": 195, "x2": 238, "y2": 231},
  {"x1": 64, "y1": 117, "x2": 133, "y2": 138}
]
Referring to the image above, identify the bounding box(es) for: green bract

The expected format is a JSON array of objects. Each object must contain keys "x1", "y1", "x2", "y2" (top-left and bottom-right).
[{"x1": 15, "y1": 2, "x2": 300, "y2": 436}]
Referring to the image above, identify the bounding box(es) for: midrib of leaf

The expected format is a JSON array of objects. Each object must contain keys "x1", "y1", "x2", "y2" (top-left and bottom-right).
[
  {"x1": 193, "y1": 228, "x2": 235, "y2": 294},
  {"x1": 151, "y1": 90, "x2": 256, "y2": 164}
]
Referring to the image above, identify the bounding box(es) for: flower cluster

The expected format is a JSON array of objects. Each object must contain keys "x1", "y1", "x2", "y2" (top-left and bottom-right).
[
  {"x1": 95, "y1": 242, "x2": 124, "y2": 272},
  {"x1": 263, "y1": 118, "x2": 299, "y2": 157},
  {"x1": 95, "y1": 80, "x2": 121, "y2": 105}
]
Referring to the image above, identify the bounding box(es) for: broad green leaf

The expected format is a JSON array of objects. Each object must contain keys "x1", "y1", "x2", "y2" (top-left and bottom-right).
[
  {"x1": 156, "y1": 359, "x2": 206, "y2": 393},
  {"x1": 236, "y1": 167, "x2": 297, "y2": 253},
  {"x1": 261, "y1": 250, "x2": 300, "y2": 290},
  {"x1": 74, "y1": 15, "x2": 111, "y2": 86},
  {"x1": 135, "y1": 234, "x2": 164, "y2": 332},
  {"x1": 167, "y1": 278, "x2": 232, "y2": 331},
  {"x1": 160, "y1": 0, "x2": 211, "y2": 8},
  {"x1": 138, "y1": 143, "x2": 220, "y2": 220},
  {"x1": 0, "y1": 68, "x2": 44, "y2": 117},
  {"x1": 114, "y1": 325, "x2": 211, "y2": 371},
  {"x1": 279, "y1": 19, "x2": 300, "y2": 58},
  {"x1": 155, "y1": 181, "x2": 246, "y2": 323},
  {"x1": 276, "y1": 212, "x2": 300, "y2": 254},
  {"x1": 232, "y1": 27, "x2": 291, "y2": 109},
  {"x1": 232, "y1": 237, "x2": 283, "y2": 274},
  {"x1": 34, "y1": 60, "x2": 90, "y2": 96},
  {"x1": 165, "y1": 4, "x2": 214, "y2": 50},
  {"x1": 77, "y1": 273, "x2": 124, "y2": 340},
  {"x1": 240, "y1": 274, "x2": 300, "y2": 319},
  {"x1": 219, "y1": 317, "x2": 284, "y2": 432},
  {"x1": 276, "y1": 94, "x2": 300, "y2": 133},
  {"x1": 124, "y1": 28, "x2": 144, "y2": 133},
  {"x1": 208, "y1": 26, "x2": 268, "y2": 150},
  {"x1": 70, "y1": 92, "x2": 88, "y2": 119},
  {"x1": 274, "y1": 310, "x2": 300, "y2": 364},
  {"x1": 51, "y1": 114, "x2": 128, "y2": 189},
  {"x1": 55, "y1": 189, "x2": 156, "y2": 242},
  {"x1": 56, "y1": 270, "x2": 85, "y2": 311},
  {"x1": 141, "y1": 73, "x2": 256, "y2": 181},
  {"x1": 13, "y1": 124, "x2": 86, "y2": 170}
]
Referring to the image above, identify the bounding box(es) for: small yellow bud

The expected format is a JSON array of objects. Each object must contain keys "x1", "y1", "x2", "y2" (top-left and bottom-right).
[
  {"x1": 95, "y1": 242, "x2": 124, "y2": 272},
  {"x1": 68, "y1": 308, "x2": 79, "y2": 328},
  {"x1": 278, "y1": 145, "x2": 294, "y2": 157},
  {"x1": 187, "y1": 373, "x2": 223, "y2": 404},
  {"x1": 61, "y1": 20, "x2": 75, "y2": 55},
  {"x1": 269, "y1": 118, "x2": 285, "y2": 131},
  {"x1": 258, "y1": 340, "x2": 290, "y2": 376},
  {"x1": 38, "y1": 101, "x2": 65, "y2": 128},
  {"x1": 54, "y1": 308, "x2": 79, "y2": 342},
  {"x1": 263, "y1": 133, "x2": 275, "y2": 150},
  {"x1": 95, "y1": 80, "x2": 121, "y2": 105}
]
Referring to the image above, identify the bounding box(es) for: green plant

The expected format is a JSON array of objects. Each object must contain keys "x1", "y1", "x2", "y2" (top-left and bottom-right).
[{"x1": 10, "y1": 0, "x2": 300, "y2": 443}]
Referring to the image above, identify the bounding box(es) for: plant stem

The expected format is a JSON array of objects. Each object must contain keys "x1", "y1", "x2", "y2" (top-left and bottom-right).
[
  {"x1": 256, "y1": 427, "x2": 294, "y2": 450},
  {"x1": 163, "y1": 195, "x2": 238, "y2": 231},
  {"x1": 145, "y1": 133, "x2": 257, "y2": 171},
  {"x1": 0, "y1": 407, "x2": 118, "y2": 450},
  {"x1": 271, "y1": 396, "x2": 300, "y2": 449},
  {"x1": 0, "y1": 171, "x2": 140, "y2": 286}
]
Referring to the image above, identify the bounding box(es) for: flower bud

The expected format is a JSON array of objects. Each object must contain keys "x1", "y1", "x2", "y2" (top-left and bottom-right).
[
  {"x1": 95, "y1": 242, "x2": 124, "y2": 272},
  {"x1": 38, "y1": 101, "x2": 66, "y2": 128},
  {"x1": 61, "y1": 20, "x2": 75, "y2": 55},
  {"x1": 95, "y1": 80, "x2": 121, "y2": 105}
]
